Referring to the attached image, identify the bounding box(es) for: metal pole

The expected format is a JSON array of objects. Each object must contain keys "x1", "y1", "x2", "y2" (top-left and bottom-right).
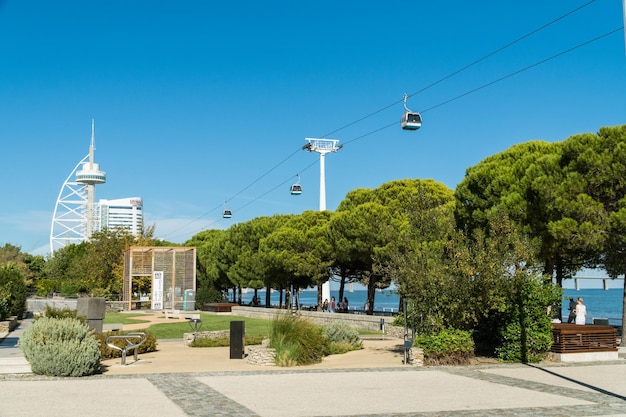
[
  {"x1": 304, "y1": 138, "x2": 340, "y2": 307},
  {"x1": 403, "y1": 297, "x2": 409, "y2": 364},
  {"x1": 623, "y1": 0, "x2": 626, "y2": 55},
  {"x1": 319, "y1": 152, "x2": 326, "y2": 211}
]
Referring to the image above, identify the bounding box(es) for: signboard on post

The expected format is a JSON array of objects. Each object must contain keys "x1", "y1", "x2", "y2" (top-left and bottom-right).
[{"x1": 152, "y1": 271, "x2": 164, "y2": 310}]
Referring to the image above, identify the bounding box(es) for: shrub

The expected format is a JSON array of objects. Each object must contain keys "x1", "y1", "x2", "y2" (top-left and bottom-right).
[
  {"x1": 0, "y1": 265, "x2": 28, "y2": 319},
  {"x1": 189, "y1": 335, "x2": 264, "y2": 348},
  {"x1": 324, "y1": 321, "x2": 362, "y2": 354},
  {"x1": 270, "y1": 314, "x2": 329, "y2": 366},
  {"x1": 40, "y1": 305, "x2": 84, "y2": 322},
  {"x1": 59, "y1": 281, "x2": 82, "y2": 297},
  {"x1": 94, "y1": 330, "x2": 158, "y2": 359},
  {"x1": 19, "y1": 317, "x2": 101, "y2": 377},
  {"x1": 496, "y1": 319, "x2": 552, "y2": 363},
  {"x1": 0, "y1": 298, "x2": 8, "y2": 321},
  {"x1": 195, "y1": 286, "x2": 223, "y2": 309},
  {"x1": 495, "y1": 278, "x2": 557, "y2": 363},
  {"x1": 36, "y1": 279, "x2": 58, "y2": 298},
  {"x1": 415, "y1": 328, "x2": 475, "y2": 366}
]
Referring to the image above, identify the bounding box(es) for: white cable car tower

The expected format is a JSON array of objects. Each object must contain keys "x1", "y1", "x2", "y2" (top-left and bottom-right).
[
  {"x1": 50, "y1": 120, "x2": 106, "y2": 255},
  {"x1": 303, "y1": 137, "x2": 342, "y2": 304}
]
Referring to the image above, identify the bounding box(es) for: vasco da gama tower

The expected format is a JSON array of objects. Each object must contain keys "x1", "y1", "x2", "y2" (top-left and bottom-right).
[{"x1": 50, "y1": 121, "x2": 143, "y2": 255}]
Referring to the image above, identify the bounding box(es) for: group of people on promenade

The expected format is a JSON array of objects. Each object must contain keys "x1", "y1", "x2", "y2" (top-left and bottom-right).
[
  {"x1": 567, "y1": 297, "x2": 587, "y2": 324},
  {"x1": 322, "y1": 296, "x2": 349, "y2": 313},
  {"x1": 548, "y1": 297, "x2": 587, "y2": 324}
]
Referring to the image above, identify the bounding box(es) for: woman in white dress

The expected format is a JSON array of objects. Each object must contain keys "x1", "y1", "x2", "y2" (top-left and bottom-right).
[{"x1": 575, "y1": 297, "x2": 587, "y2": 325}]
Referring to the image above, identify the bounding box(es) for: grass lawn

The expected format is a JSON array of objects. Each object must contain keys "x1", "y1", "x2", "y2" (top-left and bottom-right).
[{"x1": 104, "y1": 312, "x2": 272, "y2": 340}]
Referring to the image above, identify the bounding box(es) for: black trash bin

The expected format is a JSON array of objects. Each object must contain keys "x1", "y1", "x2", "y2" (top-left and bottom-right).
[{"x1": 230, "y1": 320, "x2": 245, "y2": 359}]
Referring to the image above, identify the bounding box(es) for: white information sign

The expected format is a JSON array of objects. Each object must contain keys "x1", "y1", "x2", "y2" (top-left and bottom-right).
[{"x1": 152, "y1": 271, "x2": 164, "y2": 310}]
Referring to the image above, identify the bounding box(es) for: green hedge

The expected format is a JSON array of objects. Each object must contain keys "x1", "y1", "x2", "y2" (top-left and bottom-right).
[
  {"x1": 0, "y1": 265, "x2": 28, "y2": 320},
  {"x1": 40, "y1": 305, "x2": 84, "y2": 321},
  {"x1": 415, "y1": 328, "x2": 475, "y2": 365},
  {"x1": 19, "y1": 317, "x2": 101, "y2": 377}
]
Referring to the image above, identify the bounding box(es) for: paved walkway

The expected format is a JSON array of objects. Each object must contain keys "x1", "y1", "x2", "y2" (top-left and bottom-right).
[{"x1": 1, "y1": 316, "x2": 626, "y2": 417}]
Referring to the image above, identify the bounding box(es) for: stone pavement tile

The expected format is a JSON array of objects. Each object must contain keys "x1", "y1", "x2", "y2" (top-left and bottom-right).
[
  {"x1": 146, "y1": 373, "x2": 257, "y2": 417},
  {"x1": 482, "y1": 363, "x2": 626, "y2": 397},
  {"x1": 196, "y1": 369, "x2": 592, "y2": 417},
  {"x1": 0, "y1": 378, "x2": 188, "y2": 417},
  {"x1": 2, "y1": 367, "x2": 626, "y2": 417},
  {"x1": 100, "y1": 337, "x2": 407, "y2": 375},
  {"x1": 0, "y1": 357, "x2": 31, "y2": 374}
]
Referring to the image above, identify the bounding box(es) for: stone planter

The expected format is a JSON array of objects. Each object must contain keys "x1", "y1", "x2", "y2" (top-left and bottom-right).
[
  {"x1": 0, "y1": 316, "x2": 18, "y2": 333},
  {"x1": 184, "y1": 330, "x2": 230, "y2": 346}
]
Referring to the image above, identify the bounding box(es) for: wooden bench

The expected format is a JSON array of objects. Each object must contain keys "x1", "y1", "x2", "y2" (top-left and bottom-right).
[
  {"x1": 551, "y1": 323, "x2": 617, "y2": 354},
  {"x1": 202, "y1": 303, "x2": 238, "y2": 313}
]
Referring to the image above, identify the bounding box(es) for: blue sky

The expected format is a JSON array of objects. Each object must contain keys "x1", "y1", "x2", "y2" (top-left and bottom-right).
[{"x1": 0, "y1": 1, "x2": 625, "y2": 258}]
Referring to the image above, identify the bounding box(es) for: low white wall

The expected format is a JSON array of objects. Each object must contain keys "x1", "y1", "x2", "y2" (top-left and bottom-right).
[
  {"x1": 231, "y1": 306, "x2": 404, "y2": 338},
  {"x1": 556, "y1": 351, "x2": 619, "y2": 362},
  {"x1": 27, "y1": 298, "x2": 128, "y2": 313},
  {"x1": 27, "y1": 298, "x2": 77, "y2": 313}
]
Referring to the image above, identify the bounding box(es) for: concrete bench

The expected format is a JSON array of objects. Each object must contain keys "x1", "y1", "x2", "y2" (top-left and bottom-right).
[
  {"x1": 102, "y1": 323, "x2": 123, "y2": 332},
  {"x1": 163, "y1": 310, "x2": 200, "y2": 320}
]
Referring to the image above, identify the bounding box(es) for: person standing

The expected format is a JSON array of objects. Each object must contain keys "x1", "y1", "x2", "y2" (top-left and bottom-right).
[
  {"x1": 567, "y1": 297, "x2": 577, "y2": 323},
  {"x1": 575, "y1": 297, "x2": 587, "y2": 325}
]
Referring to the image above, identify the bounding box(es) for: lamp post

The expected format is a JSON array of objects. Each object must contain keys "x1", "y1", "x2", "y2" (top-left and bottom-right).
[{"x1": 303, "y1": 138, "x2": 342, "y2": 305}]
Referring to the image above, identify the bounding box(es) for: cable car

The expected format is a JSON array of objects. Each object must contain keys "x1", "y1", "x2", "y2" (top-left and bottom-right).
[
  {"x1": 401, "y1": 93, "x2": 422, "y2": 131},
  {"x1": 401, "y1": 112, "x2": 422, "y2": 130},
  {"x1": 290, "y1": 184, "x2": 302, "y2": 195},
  {"x1": 222, "y1": 202, "x2": 232, "y2": 218},
  {"x1": 290, "y1": 174, "x2": 302, "y2": 195}
]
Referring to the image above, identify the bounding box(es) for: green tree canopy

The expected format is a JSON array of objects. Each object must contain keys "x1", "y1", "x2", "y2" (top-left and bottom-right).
[{"x1": 260, "y1": 211, "x2": 335, "y2": 310}]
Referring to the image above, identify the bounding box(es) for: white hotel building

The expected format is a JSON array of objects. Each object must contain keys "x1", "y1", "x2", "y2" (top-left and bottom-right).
[{"x1": 98, "y1": 197, "x2": 143, "y2": 236}]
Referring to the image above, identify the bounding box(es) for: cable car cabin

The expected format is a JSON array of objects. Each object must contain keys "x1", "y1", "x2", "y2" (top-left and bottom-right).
[
  {"x1": 223, "y1": 209, "x2": 232, "y2": 219},
  {"x1": 290, "y1": 184, "x2": 302, "y2": 195},
  {"x1": 401, "y1": 112, "x2": 422, "y2": 130}
]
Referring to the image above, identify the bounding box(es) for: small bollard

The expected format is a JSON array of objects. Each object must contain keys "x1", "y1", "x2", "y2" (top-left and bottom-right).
[{"x1": 230, "y1": 321, "x2": 245, "y2": 359}]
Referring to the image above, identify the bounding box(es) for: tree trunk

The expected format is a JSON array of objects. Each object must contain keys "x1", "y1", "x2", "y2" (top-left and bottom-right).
[
  {"x1": 317, "y1": 281, "x2": 323, "y2": 311},
  {"x1": 555, "y1": 261, "x2": 564, "y2": 322},
  {"x1": 264, "y1": 285, "x2": 270, "y2": 307},
  {"x1": 338, "y1": 270, "x2": 346, "y2": 305},
  {"x1": 366, "y1": 276, "x2": 378, "y2": 315}
]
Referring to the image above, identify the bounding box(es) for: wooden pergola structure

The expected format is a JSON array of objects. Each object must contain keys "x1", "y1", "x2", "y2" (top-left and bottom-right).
[{"x1": 123, "y1": 246, "x2": 196, "y2": 311}]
